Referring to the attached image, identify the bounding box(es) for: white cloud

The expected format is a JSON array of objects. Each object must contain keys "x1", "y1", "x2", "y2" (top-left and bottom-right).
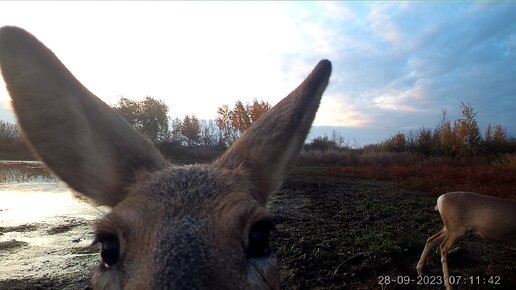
[
  {"x1": 368, "y1": 3, "x2": 402, "y2": 43},
  {"x1": 321, "y1": 2, "x2": 358, "y2": 21},
  {"x1": 315, "y1": 94, "x2": 371, "y2": 127},
  {"x1": 301, "y1": 23, "x2": 336, "y2": 57}
]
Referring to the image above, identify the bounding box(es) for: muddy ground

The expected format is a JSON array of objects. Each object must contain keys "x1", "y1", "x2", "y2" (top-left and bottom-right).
[{"x1": 1, "y1": 169, "x2": 515, "y2": 289}]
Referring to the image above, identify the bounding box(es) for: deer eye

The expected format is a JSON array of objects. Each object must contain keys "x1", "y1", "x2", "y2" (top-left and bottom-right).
[
  {"x1": 94, "y1": 232, "x2": 120, "y2": 267},
  {"x1": 247, "y1": 219, "x2": 274, "y2": 258}
]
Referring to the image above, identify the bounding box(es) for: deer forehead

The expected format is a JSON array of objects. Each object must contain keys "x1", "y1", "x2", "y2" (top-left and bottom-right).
[
  {"x1": 97, "y1": 164, "x2": 269, "y2": 251},
  {"x1": 93, "y1": 165, "x2": 270, "y2": 288}
]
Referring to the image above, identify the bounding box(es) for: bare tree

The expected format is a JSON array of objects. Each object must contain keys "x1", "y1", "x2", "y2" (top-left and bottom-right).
[
  {"x1": 199, "y1": 120, "x2": 219, "y2": 146},
  {"x1": 0, "y1": 120, "x2": 19, "y2": 141}
]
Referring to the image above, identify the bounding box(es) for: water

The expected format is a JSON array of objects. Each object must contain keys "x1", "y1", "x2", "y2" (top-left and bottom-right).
[{"x1": 0, "y1": 161, "x2": 106, "y2": 281}]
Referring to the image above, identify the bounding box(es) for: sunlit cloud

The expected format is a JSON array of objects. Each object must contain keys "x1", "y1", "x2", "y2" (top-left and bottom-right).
[
  {"x1": 372, "y1": 80, "x2": 427, "y2": 112},
  {"x1": 316, "y1": 94, "x2": 371, "y2": 127},
  {"x1": 374, "y1": 95, "x2": 420, "y2": 113}
]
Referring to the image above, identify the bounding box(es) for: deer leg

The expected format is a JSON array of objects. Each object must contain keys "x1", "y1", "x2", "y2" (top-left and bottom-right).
[
  {"x1": 440, "y1": 234, "x2": 458, "y2": 290},
  {"x1": 417, "y1": 228, "x2": 446, "y2": 276}
]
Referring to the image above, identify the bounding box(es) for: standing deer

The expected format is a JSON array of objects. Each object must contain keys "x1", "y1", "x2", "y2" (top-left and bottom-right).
[
  {"x1": 0, "y1": 26, "x2": 332, "y2": 289},
  {"x1": 417, "y1": 191, "x2": 516, "y2": 290}
]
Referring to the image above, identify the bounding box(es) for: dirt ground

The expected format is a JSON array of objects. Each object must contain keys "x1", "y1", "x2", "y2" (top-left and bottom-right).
[
  {"x1": 1, "y1": 169, "x2": 515, "y2": 289},
  {"x1": 272, "y1": 169, "x2": 516, "y2": 290}
]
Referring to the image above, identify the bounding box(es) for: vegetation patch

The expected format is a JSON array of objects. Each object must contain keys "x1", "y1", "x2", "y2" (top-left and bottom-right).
[
  {"x1": 68, "y1": 246, "x2": 97, "y2": 255},
  {"x1": 326, "y1": 163, "x2": 516, "y2": 199},
  {"x1": 46, "y1": 219, "x2": 89, "y2": 235},
  {"x1": 0, "y1": 239, "x2": 28, "y2": 251},
  {"x1": 0, "y1": 224, "x2": 39, "y2": 234}
]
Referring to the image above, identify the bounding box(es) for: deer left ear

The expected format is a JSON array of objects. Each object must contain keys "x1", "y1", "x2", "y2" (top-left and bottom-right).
[
  {"x1": 214, "y1": 60, "x2": 331, "y2": 204},
  {"x1": 0, "y1": 26, "x2": 167, "y2": 207}
]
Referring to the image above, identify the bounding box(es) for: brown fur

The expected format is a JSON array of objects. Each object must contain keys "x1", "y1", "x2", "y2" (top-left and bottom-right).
[
  {"x1": 0, "y1": 26, "x2": 331, "y2": 289},
  {"x1": 416, "y1": 191, "x2": 516, "y2": 290}
]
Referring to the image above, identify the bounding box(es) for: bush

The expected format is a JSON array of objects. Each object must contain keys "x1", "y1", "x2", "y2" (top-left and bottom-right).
[
  {"x1": 0, "y1": 120, "x2": 32, "y2": 160},
  {"x1": 157, "y1": 141, "x2": 226, "y2": 164}
]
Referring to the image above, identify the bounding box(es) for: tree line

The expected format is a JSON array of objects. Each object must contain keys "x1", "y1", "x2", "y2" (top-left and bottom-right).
[
  {"x1": 112, "y1": 96, "x2": 270, "y2": 147},
  {"x1": 364, "y1": 102, "x2": 515, "y2": 159},
  {"x1": 0, "y1": 96, "x2": 271, "y2": 159},
  {"x1": 0, "y1": 97, "x2": 514, "y2": 161}
]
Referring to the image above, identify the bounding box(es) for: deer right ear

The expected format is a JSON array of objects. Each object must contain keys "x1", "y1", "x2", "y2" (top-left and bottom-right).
[
  {"x1": 0, "y1": 26, "x2": 167, "y2": 206},
  {"x1": 214, "y1": 60, "x2": 331, "y2": 205}
]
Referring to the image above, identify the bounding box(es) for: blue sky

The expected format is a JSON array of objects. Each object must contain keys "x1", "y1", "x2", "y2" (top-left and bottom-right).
[{"x1": 0, "y1": 2, "x2": 515, "y2": 146}]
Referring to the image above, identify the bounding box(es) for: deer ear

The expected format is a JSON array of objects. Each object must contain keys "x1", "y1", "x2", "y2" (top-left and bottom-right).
[
  {"x1": 0, "y1": 26, "x2": 167, "y2": 206},
  {"x1": 214, "y1": 60, "x2": 331, "y2": 204}
]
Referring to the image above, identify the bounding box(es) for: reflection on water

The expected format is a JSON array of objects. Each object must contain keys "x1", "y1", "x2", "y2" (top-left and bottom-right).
[
  {"x1": 0, "y1": 182, "x2": 101, "y2": 227},
  {"x1": 0, "y1": 161, "x2": 106, "y2": 281},
  {"x1": 0, "y1": 161, "x2": 104, "y2": 227}
]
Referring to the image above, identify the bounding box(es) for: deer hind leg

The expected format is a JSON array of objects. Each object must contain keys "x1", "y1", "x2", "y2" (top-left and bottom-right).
[
  {"x1": 439, "y1": 233, "x2": 460, "y2": 290},
  {"x1": 416, "y1": 228, "x2": 447, "y2": 276}
]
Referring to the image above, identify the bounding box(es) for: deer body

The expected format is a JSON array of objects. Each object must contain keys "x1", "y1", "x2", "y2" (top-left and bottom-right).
[
  {"x1": 417, "y1": 191, "x2": 516, "y2": 290},
  {"x1": 0, "y1": 26, "x2": 332, "y2": 289}
]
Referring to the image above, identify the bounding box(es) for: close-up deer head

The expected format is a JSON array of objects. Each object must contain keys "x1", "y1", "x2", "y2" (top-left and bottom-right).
[{"x1": 0, "y1": 26, "x2": 331, "y2": 289}]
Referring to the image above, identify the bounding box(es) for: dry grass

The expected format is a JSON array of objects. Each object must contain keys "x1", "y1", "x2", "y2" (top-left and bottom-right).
[
  {"x1": 297, "y1": 149, "x2": 422, "y2": 166},
  {"x1": 299, "y1": 148, "x2": 516, "y2": 200},
  {"x1": 0, "y1": 161, "x2": 55, "y2": 183},
  {"x1": 326, "y1": 162, "x2": 516, "y2": 200}
]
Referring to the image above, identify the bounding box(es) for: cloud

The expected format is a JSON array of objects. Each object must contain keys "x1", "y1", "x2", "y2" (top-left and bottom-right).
[
  {"x1": 320, "y1": 2, "x2": 358, "y2": 22},
  {"x1": 368, "y1": 3, "x2": 403, "y2": 43},
  {"x1": 0, "y1": 2, "x2": 514, "y2": 144},
  {"x1": 316, "y1": 93, "x2": 371, "y2": 127},
  {"x1": 373, "y1": 85, "x2": 426, "y2": 113},
  {"x1": 308, "y1": 2, "x2": 516, "y2": 141}
]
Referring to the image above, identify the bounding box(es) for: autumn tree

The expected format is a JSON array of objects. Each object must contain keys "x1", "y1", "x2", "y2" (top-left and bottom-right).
[
  {"x1": 375, "y1": 103, "x2": 514, "y2": 159},
  {"x1": 181, "y1": 114, "x2": 201, "y2": 146},
  {"x1": 483, "y1": 123, "x2": 512, "y2": 156},
  {"x1": 485, "y1": 124, "x2": 493, "y2": 144},
  {"x1": 216, "y1": 104, "x2": 238, "y2": 145},
  {"x1": 216, "y1": 99, "x2": 271, "y2": 144},
  {"x1": 435, "y1": 110, "x2": 459, "y2": 157},
  {"x1": 415, "y1": 128, "x2": 435, "y2": 156},
  {"x1": 454, "y1": 102, "x2": 481, "y2": 155},
  {"x1": 233, "y1": 99, "x2": 271, "y2": 132},
  {"x1": 113, "y1": 96, "x2": 169, "y2": 143},
  {"x1": 492, "y1": 125, "x2": 508, "y2": 145},
  {"x1": 384, "y1": 132, "x2": 407, "y2": 152}
]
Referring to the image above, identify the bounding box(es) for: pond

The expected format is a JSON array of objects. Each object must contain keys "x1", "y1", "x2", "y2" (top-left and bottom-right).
[{"x1": 0, "y1": 161, "x2": 105, "y2": 283}]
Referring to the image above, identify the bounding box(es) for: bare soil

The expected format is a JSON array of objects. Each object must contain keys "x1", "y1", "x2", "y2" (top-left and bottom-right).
[
  {"x1": 1, "y1": 168, "x2": 515, "y2": 289},
  {"x1": 272, "y1": 169, "x2": 516, "y2": 289}
]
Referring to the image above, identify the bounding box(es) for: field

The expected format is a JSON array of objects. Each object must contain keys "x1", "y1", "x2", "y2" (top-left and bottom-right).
[
  {"x1": 1, "y1": 164, "x2": 515, "y2": 289},
  {"x1": 273, "y1": 169, "x2": 516, "y2": 289}
]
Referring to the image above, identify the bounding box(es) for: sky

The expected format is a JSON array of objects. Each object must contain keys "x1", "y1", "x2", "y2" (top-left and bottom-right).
[{"x1": 0, "y1": 1, "x2": 514, "y2": 146}]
